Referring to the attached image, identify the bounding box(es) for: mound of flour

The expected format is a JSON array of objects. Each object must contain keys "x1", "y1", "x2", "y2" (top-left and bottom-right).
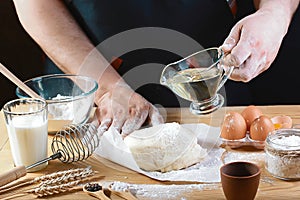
[{"x1": 124, "y1": 122, "x2": 207, "y2": 172}]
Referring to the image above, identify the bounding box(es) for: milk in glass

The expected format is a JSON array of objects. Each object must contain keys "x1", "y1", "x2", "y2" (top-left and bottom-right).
[
  {"x1": 7, "y1": 116, "x2": 48, "y2": 171},
  {"x1": 3, "y1": 98, "x2": 48, "y2": 172}
]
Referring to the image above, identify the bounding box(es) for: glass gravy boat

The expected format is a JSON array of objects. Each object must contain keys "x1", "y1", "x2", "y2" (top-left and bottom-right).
[{"x1": 160, "y1": 47, "x2": 233, "y2": 115}]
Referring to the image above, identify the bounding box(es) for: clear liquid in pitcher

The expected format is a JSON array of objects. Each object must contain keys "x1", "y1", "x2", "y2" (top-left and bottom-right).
[{"x1": 165, "y1": 67, "x2": 222, "y2": 102}]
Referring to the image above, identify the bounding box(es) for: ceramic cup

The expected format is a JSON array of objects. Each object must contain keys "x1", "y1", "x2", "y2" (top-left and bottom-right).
[{"x1": 220, "y1": 161, "x2": 261, "y2": 200}]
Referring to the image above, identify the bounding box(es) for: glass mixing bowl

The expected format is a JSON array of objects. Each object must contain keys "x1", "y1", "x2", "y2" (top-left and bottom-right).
[{"x1": 16, "y1": 74, "x2": 98, "y2": 133}]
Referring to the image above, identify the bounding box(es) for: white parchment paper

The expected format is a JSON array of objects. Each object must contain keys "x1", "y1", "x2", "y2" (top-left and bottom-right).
[{"x1": 94, "y1": 123, "x2": 224, "y2": 183}]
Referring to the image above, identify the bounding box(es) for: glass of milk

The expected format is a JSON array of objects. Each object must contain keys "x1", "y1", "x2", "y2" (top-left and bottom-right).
[{"x1": 3, "y1": 98, "x2": 48, "y2": 172}]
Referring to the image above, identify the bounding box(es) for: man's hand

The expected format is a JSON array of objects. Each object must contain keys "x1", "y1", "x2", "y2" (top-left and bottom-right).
[
  {"x1": 221, "y1": 9, "x2": 286, "y2": 82},
  {"x1": 95, "y1": 83, "x2": 164, "y2": 137},
  {"x1": 221, "y1": 0, "x2": 299, "y2": 82}
]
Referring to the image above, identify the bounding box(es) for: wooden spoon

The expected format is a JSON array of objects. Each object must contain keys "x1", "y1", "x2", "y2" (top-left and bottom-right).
[
  {"x1": 0, "y1": 62, "x2": 41, "y2": 99},
  {"x1": 83, "y1": 183, "x2": 111, "y2": 200}
]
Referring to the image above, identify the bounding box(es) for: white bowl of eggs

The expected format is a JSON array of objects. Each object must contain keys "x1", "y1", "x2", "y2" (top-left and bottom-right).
[{"x1": 220, "y1": 105, "x2": 293, "y2": 149}]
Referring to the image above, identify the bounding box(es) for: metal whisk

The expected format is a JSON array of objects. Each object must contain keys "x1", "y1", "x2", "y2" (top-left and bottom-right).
[
  {"x1": 28, "y1": 123, "x2": 100, "y2": 169},
  {"x1": 0, "y1": 123, "x2": 100, "y2": 187},
  {"x1": 51, "y1": 123, "x2": 99, "y2": 163},
  {"x1": 0, "y1": 63, "x2": 101, "y2": 186}
]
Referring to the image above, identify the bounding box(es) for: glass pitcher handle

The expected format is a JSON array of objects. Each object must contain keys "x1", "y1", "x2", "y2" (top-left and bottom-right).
[{"x1": 217, "y1": 66, "x2": 234, "y2": 91}]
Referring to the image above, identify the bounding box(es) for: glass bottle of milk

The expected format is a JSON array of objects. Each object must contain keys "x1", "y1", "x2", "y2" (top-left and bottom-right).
[{"x1": 3, "y1": 98, "x2": 48, "y2": 172}]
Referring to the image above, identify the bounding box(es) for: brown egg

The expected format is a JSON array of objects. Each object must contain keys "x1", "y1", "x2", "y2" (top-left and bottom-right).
[
  {"x1": 221, "y1": 112, "x2": 247, "y2": 140},
  {"x1": 241, "y1": 105, "x2": 263, "y2": 131},
  {"x1": 271, "y1": 115, "x2": 293, "y2": 130},
  {"x1": 250, "y1": 115, "x2": 275, "y2": 141}
]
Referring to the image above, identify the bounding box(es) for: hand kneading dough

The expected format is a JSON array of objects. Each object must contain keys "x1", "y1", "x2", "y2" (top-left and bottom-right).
[{"x1": 124, "y1": 122, "x2": 207, "y2": 172}]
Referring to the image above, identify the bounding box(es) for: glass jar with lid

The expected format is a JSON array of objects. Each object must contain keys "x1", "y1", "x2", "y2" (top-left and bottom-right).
[{"x1": 265, "y1": 129, "x2": 300, "y2": 180}]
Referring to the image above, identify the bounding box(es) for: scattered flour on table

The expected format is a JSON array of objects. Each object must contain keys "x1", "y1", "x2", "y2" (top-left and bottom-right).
[
  {"x1": 108, "y1": 181, "x2": 220, "y2": 200},
  {"x1": 223, "y1": 150, "x2": 265, "y2": 165},
  {"x1": 141, "y1": 148, "x2": 224, "y2": 182}
]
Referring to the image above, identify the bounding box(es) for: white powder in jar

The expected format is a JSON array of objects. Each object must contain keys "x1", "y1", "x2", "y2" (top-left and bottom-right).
[
  {"x1": 265, "y1": 134, "x2": 300, "y2": 180},
  {"x1": 271, "y1": 135, "x2": 300, "y2": 150}
]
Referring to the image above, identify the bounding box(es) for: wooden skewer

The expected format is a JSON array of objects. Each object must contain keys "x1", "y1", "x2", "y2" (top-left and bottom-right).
[
  {"x1": 0, "y1": 177, "x2": 32, "y2": 194},
  {"x1": 1, "y1": 185, "x2": 84, "y2": 200},
  {"x1": 0, "y1": 62, "x2": 41, "y2": 99},
  {"x1": 1, "y1": 192, "x2": 27, "y2": 200}
]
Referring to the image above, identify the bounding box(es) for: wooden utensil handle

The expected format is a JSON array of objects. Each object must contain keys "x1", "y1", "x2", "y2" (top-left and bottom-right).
[
  {"x1": 85, "y1": 191, "x2": 110, "y2": 200},
  {"x1": 111, "y1": 190, "x2": 138, "y2": 200},
  {"x1": 0, "y1": 63, "x2": 40, "y2": 99},
  {"x1": 0, "y1": 166, "x2": 27, "y2": 187}
]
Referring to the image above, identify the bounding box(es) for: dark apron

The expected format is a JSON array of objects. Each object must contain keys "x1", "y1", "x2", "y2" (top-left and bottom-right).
[{"x1": 45, "y1": 0, "x2": 242, "y2": 107}]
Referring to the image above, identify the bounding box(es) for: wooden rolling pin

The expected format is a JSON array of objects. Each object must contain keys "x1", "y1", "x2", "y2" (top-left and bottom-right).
[
  {"x1": 0, "y1": 166, "x2": 26, "y2": 187},
  {"x1": 0, "y1": 153, "x2": 61, "y2": 187}
]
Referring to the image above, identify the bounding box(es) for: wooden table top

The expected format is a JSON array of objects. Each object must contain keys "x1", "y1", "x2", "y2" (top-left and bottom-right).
[{"x1": 1, "y1": 105, "x2": 300, "y2": 199}]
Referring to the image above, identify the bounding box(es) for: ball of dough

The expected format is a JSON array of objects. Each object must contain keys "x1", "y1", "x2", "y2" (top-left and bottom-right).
[{"x1": 124, "y1": 122, "x2": 207, "y2": 172}]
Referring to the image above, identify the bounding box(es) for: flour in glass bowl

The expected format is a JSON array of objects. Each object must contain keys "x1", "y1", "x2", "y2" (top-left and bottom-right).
[
  {"x1": 48, "y1": 94, "x2": 74, "y2": 120},
  {"x1": 48, "y1": 94, "x2": 92, "y2": 123}
]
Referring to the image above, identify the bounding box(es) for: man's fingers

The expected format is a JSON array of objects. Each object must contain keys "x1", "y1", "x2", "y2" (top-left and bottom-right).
[
  {"x1": 121, "y1": 110, "x2": 148, "y2": 136},
  {"x1": 221, "y1": 23, "x2": 241, "y2": 52},
  {"x1": 148, "y1": 105, "x2": 164, "y2": 126},
  {"x1": 223, "y1": 23, "x2": 257, "y2": 68},
  {"x1": 222, "y1": 43, "x2": 252, "y2": 68},
  {"x1": 229, "y1": 50, "x2": 268, "y2": 82},
  {"x1": 97, "y1": 118, "x2": 112, "y2": 135},
  {"x1": 222, "y1": 37, "x2": 238, "y2": 52},
  {"x1": 112, "y1": 118, "x2": 126, "y2": 133}
]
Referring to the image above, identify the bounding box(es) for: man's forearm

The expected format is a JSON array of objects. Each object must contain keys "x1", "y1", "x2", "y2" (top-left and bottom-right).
[
  {"x1": 13, "y1": 0, "x2": 124, "y2": 97},
  {"x1": 253, "y1": 0, "x2": 299, "y2": 34},
  {"x1": 254, "y1": 0, "x2": 299, "y2": 20},
  {"x1": 254, "y1": 0, "x2": 299, "y2": 10}
]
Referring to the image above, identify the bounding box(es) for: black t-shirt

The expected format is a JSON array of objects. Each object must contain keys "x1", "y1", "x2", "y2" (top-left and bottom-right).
[
  {"x1": 47, "y1": 0, "x2": 236, "y2": 107},
  {"x1": 46, "y1": 0, "x2": 300, "y2": 106}
]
